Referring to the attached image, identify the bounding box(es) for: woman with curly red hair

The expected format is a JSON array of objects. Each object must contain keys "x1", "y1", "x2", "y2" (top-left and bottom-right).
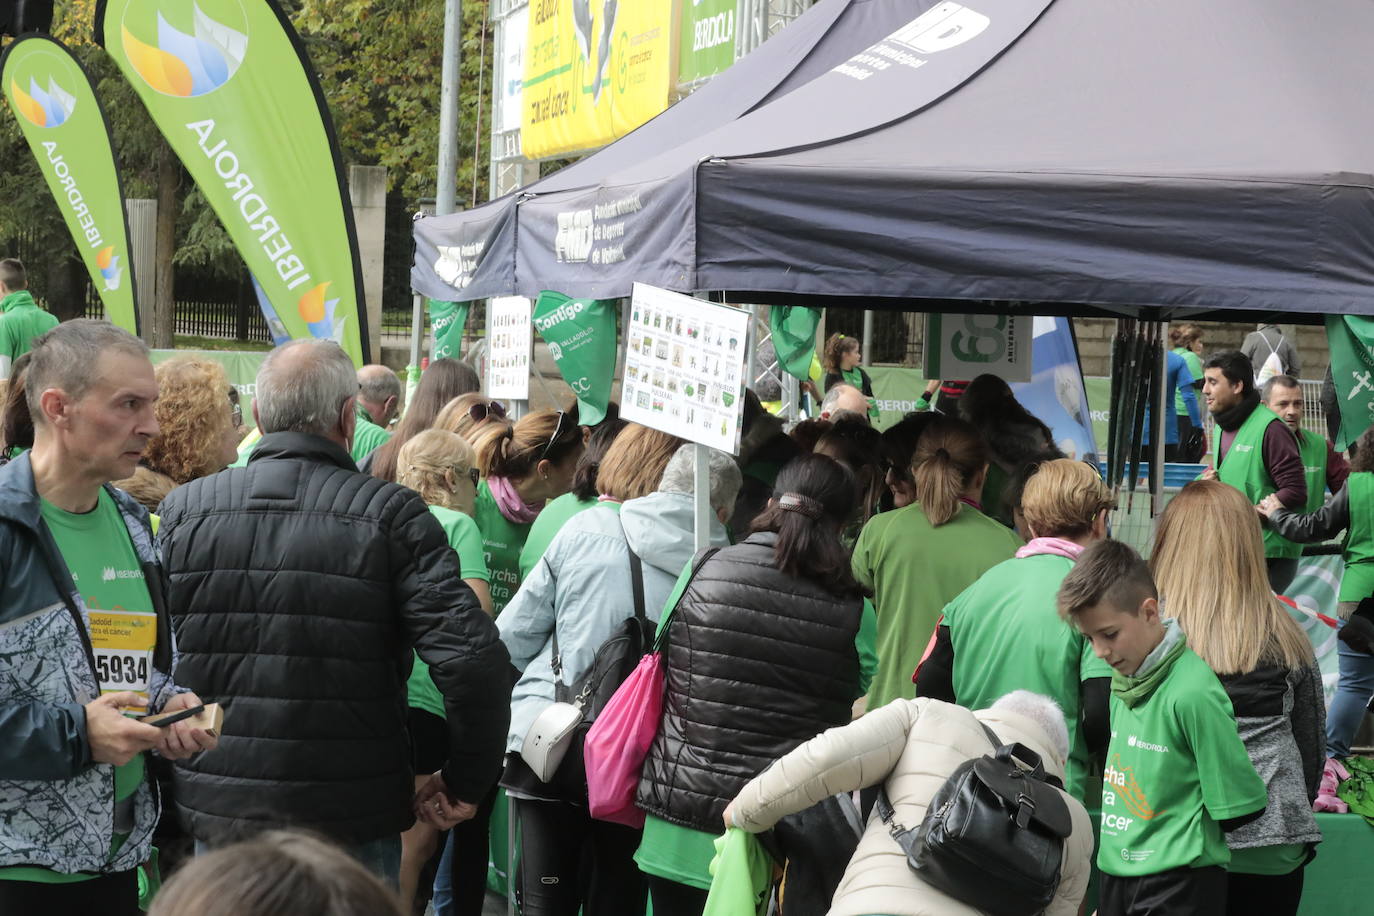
[{"x1": 114, "y1": 358, "x2": 242, "y2": 511}]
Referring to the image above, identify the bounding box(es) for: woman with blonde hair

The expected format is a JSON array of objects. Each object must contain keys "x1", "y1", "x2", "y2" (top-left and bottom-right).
[
  {"x1": 434, "y1": 392, "x2": 509, "y2": 442},
  {"x1": 396, "y1": 429, "x2": 492, "y2": 915},
  {"x1": 851, "y1": 417, "x2": 1022, "y2": 709},
  {"x1": 114, "y1": 357, "x2": 241, "y2": 511},
  {"x1": 918, "y1": 458, "x2": 1115, "y2": 801},
  {"x1": 1152, "y1": 480, "x2": 1324, "y2": 916}
]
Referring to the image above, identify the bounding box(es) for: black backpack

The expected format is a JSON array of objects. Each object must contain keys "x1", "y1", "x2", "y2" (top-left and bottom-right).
[
  {"x1": 876, "y1": 722, "x2": 1073, "y2": 916},
  {"x1": 544, "y1": 549, "x2": 656, "y2": 793}
]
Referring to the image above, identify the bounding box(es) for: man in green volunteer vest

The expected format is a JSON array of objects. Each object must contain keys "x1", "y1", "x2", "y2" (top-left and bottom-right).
[
  {"x1": 0, "y1": 259, "x2": 58, "y2": 381},
  {"x1": 1201, "y1": 351, "x2": 1307, "y2": 592},
  {"x1": 1263, "y1": 374, "x2": 1350, "y2": 516}
]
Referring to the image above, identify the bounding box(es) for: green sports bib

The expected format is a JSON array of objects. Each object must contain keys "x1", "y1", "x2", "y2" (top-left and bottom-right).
[
  {"x1": 1341, "y1": 472, "x2": 1374, "y2": 603},
  {"x1": 1216, "y1": 405, "x2": 1296, "y2": 558}
]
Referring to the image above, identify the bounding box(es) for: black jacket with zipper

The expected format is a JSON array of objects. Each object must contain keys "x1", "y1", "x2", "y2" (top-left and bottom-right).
[
  {"x1": 159, "y1": 432, "x2": 511, "y2": 844},
  {"x1": 637, "y1": 532, "x2": 863, "y2": 830}
]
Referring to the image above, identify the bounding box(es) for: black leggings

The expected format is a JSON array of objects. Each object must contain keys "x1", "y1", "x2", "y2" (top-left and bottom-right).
[
  {"x1": 1226, "y1": 867, "x2": 1305, "y2": 916},
  {"x1": 646, "y1": 875, "x2": 710, "y2": 916},
  {"x1": 446, "y1": 783, "x2": 500, "y2": 916},
  {"x1": 0, "y1": 869, "x2": 141, "y2": 915},
  {"x1": 512, "y1": 796, "x2": 646, "y2": 916}
]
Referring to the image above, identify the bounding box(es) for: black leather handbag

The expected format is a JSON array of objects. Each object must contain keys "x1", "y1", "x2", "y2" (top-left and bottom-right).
[
  {"x1": 876, "y1": 724, "x2": 1073, "y2": 916},
  {"x1": 541, "y1": 550, "x2": 655, "y2": 793}
]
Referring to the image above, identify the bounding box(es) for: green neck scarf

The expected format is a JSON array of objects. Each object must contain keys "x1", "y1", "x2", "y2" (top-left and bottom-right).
[{"x1": 1111, "y1": 617, "x2": 1186, "y2": 708}]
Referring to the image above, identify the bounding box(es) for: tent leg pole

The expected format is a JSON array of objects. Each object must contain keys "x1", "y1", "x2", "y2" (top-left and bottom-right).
[
  {"x1": 694, "y1": 443, "x2": 711, "y2": 552},
  {"x1": 862, "y1": 310, "x2": 874, "y2": 366},
  {"x1": 1153, "y1": 322, "x2": 1168, "y2": 518},
  {"x1": 409, "y1": 293, "x2": 424, "y2": 367}
]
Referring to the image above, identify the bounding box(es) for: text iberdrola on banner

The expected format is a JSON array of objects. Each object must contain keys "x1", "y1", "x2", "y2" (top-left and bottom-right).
[
  {"x1": 95, "y1": 0, "x2": 369, "y2": 364},
  {"x1": 1, "y1": 34, "x2": 140, "y2": 334}
]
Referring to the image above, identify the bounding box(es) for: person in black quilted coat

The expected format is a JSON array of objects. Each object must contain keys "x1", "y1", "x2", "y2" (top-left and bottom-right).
[{"x1": 158, "y1": 340, "x2": 511, "y2": 884}]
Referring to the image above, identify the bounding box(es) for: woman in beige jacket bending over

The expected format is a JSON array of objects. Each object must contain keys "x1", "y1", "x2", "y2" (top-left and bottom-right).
[{"x1": 723, "y1": 692, "x2": 1094, "y2": 916}]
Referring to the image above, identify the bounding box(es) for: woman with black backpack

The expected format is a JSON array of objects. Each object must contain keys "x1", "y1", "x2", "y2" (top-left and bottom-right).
[{"x1": 633, "y1": 454, "x2": 878, "y2": 916}]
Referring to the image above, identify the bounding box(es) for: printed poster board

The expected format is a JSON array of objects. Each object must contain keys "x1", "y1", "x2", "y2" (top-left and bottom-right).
[
  {"x1": 622, "y1": 283, "x2": 748, "y2": 454},
  {"x1": 487, "y1": 296, "x2": 532, "y2": 400},
  {"x1": 924, "y1": 313, "x2": 1033, "y2": 384}
]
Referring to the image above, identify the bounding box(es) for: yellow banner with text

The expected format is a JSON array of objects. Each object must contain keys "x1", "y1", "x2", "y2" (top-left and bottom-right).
[{"x1": 522, "y1": 0, "x2": 676, "y2": 159}]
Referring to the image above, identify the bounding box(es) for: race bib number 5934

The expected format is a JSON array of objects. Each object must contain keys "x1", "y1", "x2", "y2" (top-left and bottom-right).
[{"x1": 87, "y1": 609, "x2": 156, "y2": 712}]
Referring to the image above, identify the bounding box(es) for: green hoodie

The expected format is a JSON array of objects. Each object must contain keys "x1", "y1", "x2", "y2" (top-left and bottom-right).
[{"x1": 0, "y1": 290, "x2": 59, "y2": 372}]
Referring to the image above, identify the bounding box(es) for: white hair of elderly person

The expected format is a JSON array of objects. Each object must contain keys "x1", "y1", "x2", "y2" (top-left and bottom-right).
[
  {"x1": 723, "y1": 692, "x2": 1093, "y2": 916},
  {"x1": 820, "y1": 383, "x2": 870, "y2": 422}
]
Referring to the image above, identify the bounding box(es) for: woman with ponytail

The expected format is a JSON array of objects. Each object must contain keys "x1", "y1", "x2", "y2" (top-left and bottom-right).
[
  {"x1": 851, "y1": 417, "x2": 1022, "y2": 710},
  {"x1": 471, "y1": 406, "x2": 584, "y2": 617},
  {"x1": 634, "y1": 454, "x2": 878, "y2": 916}
]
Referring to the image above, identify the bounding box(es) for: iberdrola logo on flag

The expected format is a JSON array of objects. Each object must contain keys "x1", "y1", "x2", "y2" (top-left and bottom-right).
[
  {"x1": 9, "y1": 74, "x2": 76, "y2": 127},
  {"x1": 1, "y1": 33, "x2": 140, "y2": 335},
  {"x1": 122, "y1": 1, "x2": 248, "y2": 98},
  {"x1": 96, "y1": 245, "x2": 123, "y2": 291},
  {"x1": 298, "y1": 281, "x2": 346, "y2": 344}
]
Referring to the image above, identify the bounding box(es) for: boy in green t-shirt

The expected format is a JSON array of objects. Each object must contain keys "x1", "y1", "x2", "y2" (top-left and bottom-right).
[{"x1": 1057, "y1": 540, "x2": 1268, "y2": 916}]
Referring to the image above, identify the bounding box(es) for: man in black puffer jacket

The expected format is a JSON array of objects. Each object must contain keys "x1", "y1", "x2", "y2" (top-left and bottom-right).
[{"x1": 158, "y1": 340, "x2": 511, "y2": 882}]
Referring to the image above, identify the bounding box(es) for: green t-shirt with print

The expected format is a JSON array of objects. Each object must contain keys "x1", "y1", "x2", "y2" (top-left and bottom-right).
[
  {"x1": 943, "y1": 554, "x2": 1113, "y2": 801},
  {"x1": 852, "y1": 501, "x2": 1022, "y2": 710},
  {"x1": 473, "y1": 480, "x2": 534, "y2": 617},
  {"x1": 1, "y1": 489, "x2": 154, "y2": 884},
  {"x1": 408, "y1": 506, "x2": 490, "y2": 720},
  {"x1": 519, "y1": 493, "x2": 601, "y2": 580},
  {"x1": 1098, "y1": 646, "x2": 1267, "y2": 877}
]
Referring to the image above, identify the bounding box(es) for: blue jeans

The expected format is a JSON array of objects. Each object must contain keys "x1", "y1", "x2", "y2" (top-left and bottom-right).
[
  {"x1": 432, "y1": 832, "x2": 455, "y2": 914},
  {"x1": 1327, "y1": 636, "x2": 1374, "y2": 758},
  {"x1": 196, "y1": 834, "x2": 401, "y2": 890}
]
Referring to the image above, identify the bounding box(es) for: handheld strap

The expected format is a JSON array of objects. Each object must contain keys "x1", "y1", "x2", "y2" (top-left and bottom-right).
[
  {"x1": 629, "y1": 550, "x2": 646, "y2": 622},
  {"x1": 651, "y1": 547, "x2": 720, "y2": 654},
  {"x1": 549, "y1": 538, "x2": 652, "y2": 681}
]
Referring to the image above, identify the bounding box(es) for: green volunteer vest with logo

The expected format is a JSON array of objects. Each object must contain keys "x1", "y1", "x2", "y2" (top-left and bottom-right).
[
  {"x1": 1341, "y1": 472, "x2": 1374, "y2": 603},
  {"x1": 1267, "y1": 430, "x2": 1332, "y2": 561},
  {"x1": 1215, "y1": 405, "x2": 1293, "y2": 558}
]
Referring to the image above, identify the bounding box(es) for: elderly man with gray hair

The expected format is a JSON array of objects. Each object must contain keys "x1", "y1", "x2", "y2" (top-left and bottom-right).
[
  {"x1": 157, "y1": 339, "x2": 511, "y2": 886},
  {"x1": 0, "y1": 320, "x2": 215, "y2": 915}
]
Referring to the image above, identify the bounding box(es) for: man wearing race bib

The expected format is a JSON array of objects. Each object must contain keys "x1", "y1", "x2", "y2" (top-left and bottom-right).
[
  {"x1": 1200, "y1": 351, "x2": 1307, "y2": 593},
  {"x1": 0, "y1": 321, "x2": 216, "y2": 914}
]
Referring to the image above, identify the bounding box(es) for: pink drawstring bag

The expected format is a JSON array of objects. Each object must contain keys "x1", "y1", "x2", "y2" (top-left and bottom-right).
[
  {"x1": 585, "y1": 547, "x2": 719, "y2": 827},
  {"x1": 584, "y1": 652, "x2": 666, "y2": 827}
]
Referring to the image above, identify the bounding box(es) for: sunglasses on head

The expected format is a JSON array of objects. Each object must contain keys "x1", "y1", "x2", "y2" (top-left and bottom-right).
[
  {"x1": 539, "y1": 410, "x2": 571, "y2": 463},
  {"x1": 468, "y1": 400, "x2": 508, "y2": 423}
]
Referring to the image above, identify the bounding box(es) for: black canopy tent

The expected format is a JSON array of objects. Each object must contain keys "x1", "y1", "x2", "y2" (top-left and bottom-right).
[
  {"x1": 411, "y1": 0, "x2": 922, "y2": 303},
  {"x1": 413, "y1": 0, "x2": 1374, "y2": 324}
]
